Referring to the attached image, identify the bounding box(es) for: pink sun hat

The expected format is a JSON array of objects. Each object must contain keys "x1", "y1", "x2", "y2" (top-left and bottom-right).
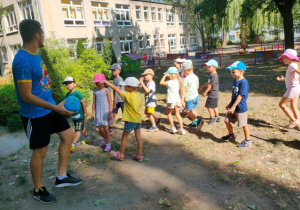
[
  {"x1": 93, "y1": 73, "x2": 106, "y2": 83},
  {"x1": 278, "y1": 49, "x2": 300, "y2": 62}
]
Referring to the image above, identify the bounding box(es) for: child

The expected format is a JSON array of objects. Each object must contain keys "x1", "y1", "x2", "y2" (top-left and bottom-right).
[
  {"x1": 139, "y1": 69, "x2": 161, "y2": 132},
  {"x1": 63, "y1": 76, "x2": 90, "y2": 152},
  {"x1": 199, "y1": 59, "x2": 220, "y2": 125},
  {"x1": 104, "y1": 77, "x2": 144, "y2": 161},
  {"x1": 222, "y1": 61, "x2": 251, "y2": 148},
  {"x1": 160, "y1": 67, "x2": 186, "y2": 135},
  {"x1": 92, "y1": 73, "x2": 113, "y2": 152},
  {"x1": 182, "y1": 60, "x2": 203, "y2": 131},
  {"x1": 277, "y1": 49, "x2": 300, "y2": 129},
  {"x1": 109, "y1": 63, "x2": 124, "y2": 134},
  {"x1": 174, "y1": 58, "x2": 184, "y2": 71}
]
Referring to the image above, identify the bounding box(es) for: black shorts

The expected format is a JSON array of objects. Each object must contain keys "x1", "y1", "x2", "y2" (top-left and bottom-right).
[
  {"x1": 21, "y1": 111, "x2": 70, "y2": 150},
  {"x1": 73, "y1": 119, "x2": 84, "y2": 132},
  {"x1": 112, "y1": 102, "x2": 124, "y2": 114},
  {"x1": 205, "y1": 98, "x2": 219, "y2": 109}
]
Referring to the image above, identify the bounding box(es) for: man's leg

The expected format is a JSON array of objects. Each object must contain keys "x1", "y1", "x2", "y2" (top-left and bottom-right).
[
  {"x1": 57, "y1": 128, "x2": 74, "y2": 176},
  {"x1": 31, "y1": 146, "x2": 48, "y2": 190}
]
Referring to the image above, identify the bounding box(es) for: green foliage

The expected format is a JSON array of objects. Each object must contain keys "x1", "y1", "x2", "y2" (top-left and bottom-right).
[
  {"x1": 76, "y1": 39, "x2": 85, "y2": 58},
  {"x1": 100, "y1": 38, "x2": 117, "y2": 66}
]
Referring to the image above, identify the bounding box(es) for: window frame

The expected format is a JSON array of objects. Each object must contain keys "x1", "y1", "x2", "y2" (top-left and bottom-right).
[
  {"x1": 180, "y1": 34, "x2": 187, "y2": 49},
  {"x1": 179, "y1": 13, "x2": 185, "y2": 26},
  {"x1": 160, "y1": 34, "x2": 165, "y2": 48},
  {"x1": 138, "y1": 36, "x2": 144, "y2": 49},
  {"x1": 136, "y1": 6, "x2": 141, "y2": 20},
  {"x1": 61, "y1": 0, "x2": 86, "y2": 26},
  {"x1": 168, "y1": 34, "x2": 176, "y2": 51},
  {"x1": 96, "y1": 37, "x2": 112, "y2": 52},
  {"x1": 158, "y1": 8, "x2": 162, "y2": 21},
  {"x1": 151, "y1": 7, "x2": 156, "y2": 21},
  {"x1": 146, "y1": 35, "x2": 151, "y2": 48},
  {"x1": 166, "y1": 9, "x2": 175, "y2": 26},
  {"x1": 19, "y1": 0, "x2": 34, "y2": 20},
  {"x1": 116, "y1": 4, "x2": 131, "y2": 26},
  {"x1": 10, "y1": 44, "x2": 21, "y2": 58},
  {"x1": 5, "y1": 7, "x2": 18, "y2": 34},
  {"x1": 190, "y1": 34, "x2": 197, "y2": 48},
  {"x1": 0, "y1": 47, "x2": 8, "y2": 63},
  {"x1": 144, "y1": 6, "x2": 149, "y2": 20},
  {"x1": 91, "y1": 2, "x2": 110, "y2": 26},
  {"x1": 120, "y1": 37, "x2": 133, "y2": 53}
]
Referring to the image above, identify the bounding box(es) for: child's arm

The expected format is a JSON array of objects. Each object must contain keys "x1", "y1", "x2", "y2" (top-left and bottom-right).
[
  {"x1": 160, "y1": 74, "x2": 168, "y2": 86},
  {"x1": 202, "y1": 84, "x2": 213, "y2": 97},
  {"x1": 104, "y1": 80, "x2": 122, "y2": 95},
  {"x1": 91, "y1": 94, "x2": 96, "y2": 120},
  {"x1": 199, "y1": 83, "x2": 208, "y2": 93},
  {"x1": 80, "y1": 98, "x2": 88, "y2": 118},
  {"x1": 106, "y1": 90, "x2": 113, "y2": 121},
  {"x1": 228, "y1": 95, "x2": 243, "y2": 114},
  {"x1": 276, "y1": 75, "x2": 285, "y2": 81},
  {"x1": 139, "y1": 77, "x2": 151, "y2": 93}
]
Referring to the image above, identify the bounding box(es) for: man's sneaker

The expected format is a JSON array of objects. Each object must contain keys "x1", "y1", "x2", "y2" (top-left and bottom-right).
[
  {"x1": 33, "y1": 186, "x2": 56, "y2": 204},
  {"x1": 208, "y1": 117, "x2": 217, "y2": 125},
  {"x1": 286, "y1": 120, "x2": 299, "y2": 129},
  {"x1": 176, "y1": 129, "x2": 186, "y2": 135},
  {"x1": 238, "y1": 140, "x2": 251, "y2": 148},
  {"x1": 169, "y1": 127, "x2": 177, "y2": 134},
  {"x1": 216, "y1": 117, "x2": 221, "y2": 122},
  {"x1": 85, "y1": 137, "x2": 90, "y2": 143},
  {"x1": 55, "y1": 173, "x2": 83, "y2": 188},
  {"x1": 156, "y1": 118, "x2": 162, "y2": 126},
  {"x1": 196, "y1": 120, "x2": 204, "y2": 132},
  {"x1": 147, "y1": 125, "x2": 158, "y2": 132},
  {"x1": 221, "y1": 134, "x2": 236, "y2": 141},
  {"x1": 70, "y1": 144, "x2": 75, "y2": 152}
]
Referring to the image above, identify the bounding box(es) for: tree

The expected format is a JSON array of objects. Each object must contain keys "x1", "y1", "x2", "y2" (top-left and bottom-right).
[
  {"x1": 76, "y1": 38, "x2": 85, "y2": 58},
  {"x1": 100, "y1": 39, "x2": 117, "y2": 66}
]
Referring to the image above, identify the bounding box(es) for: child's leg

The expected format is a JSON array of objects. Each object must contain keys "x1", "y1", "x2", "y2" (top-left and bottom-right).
[
  {"x1": 279, "y1": 97, "x2": 295, "y2": 121},
  {"x1": 191, "y1": 108, "x2": 197, "y2": 118},
  {"x1": 243, "y1": 125, "x2": 250, "y2": 140},
  {"x1": 82, "y1": 126, "x2": 88, "y2": 137},
  {"x1": 134, "y1": 129, "x2": 143, "y2": 156},
  {"x1": 145, "y1": 108, "x2": 157, "y2": 125},
  {"x1": 174, "y1": 106, "x2": 183, "y2": 129},
  {"x1": 166, "y1": 108, "x2": 174, "y2": 127},
  {"x1": 73, "y1": 131, "x2": 81, "y2": 143},
  {"x1": 224, "y1": 121, "x2": 234, "y2": 134},
  {"x1": 102, "y1": 126, "x2": 110, "y2": 143},
  {"x1": 120, "y1": 130, "x2": 131, "y2": 156},
  {"x1": 290, "y1": 96, "x2": 300, "y2": 121},
  {"x1": 207, "y1": 108, "x2": 215, "y2": 118},
  {"x1": 186, "y1": 110, "x2": 197, "y2": 121},
  {"x1": 110, "y1": 113, "x2": 117, "y2": 127},
  {"x1": 96, "y1": 126, "x2": 105, "y2": 139}
]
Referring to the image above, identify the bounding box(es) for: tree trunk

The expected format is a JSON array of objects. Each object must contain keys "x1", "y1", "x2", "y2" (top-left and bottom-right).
[
  {"x1": 222, "y1": 28, "x2": 227, "y2": 47},
  {"x1": 241, "y1": 18, "x2": 248, "y2": 49}
]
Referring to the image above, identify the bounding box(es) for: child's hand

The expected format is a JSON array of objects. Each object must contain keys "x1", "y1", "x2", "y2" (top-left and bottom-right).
[
  {"x1": 113, "y1": 103, "x2": 116, "y2": 109},
  {"x1": 225, "y1": 104, "x2": 230, "y2": 110},
  {"x1": 228, "y1": 106, "x2": 236, "y2": 114},
  {"x1": 91, "y1": 113, "x2": 95, "y2": 120},
  {"x1": 108, "y1": 112, "x2": 113, "y2": 121},
  {"x1": 277, "y1": 75, "x2": 284, "y2": 81},
  {"x1": 84, "y1": 113, "x2": 88, "y2": 118},
  {"x1": 202, "y1": 92, "x2": 207, "y2": 97},
  {"x1": 139, "y1": 77, "x2": 144, "y2": 83}
]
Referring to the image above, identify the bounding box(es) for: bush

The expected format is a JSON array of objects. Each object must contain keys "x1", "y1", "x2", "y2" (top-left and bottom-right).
[{"x1": 76, "y1": 38, "x2": 85, "y2": 58}]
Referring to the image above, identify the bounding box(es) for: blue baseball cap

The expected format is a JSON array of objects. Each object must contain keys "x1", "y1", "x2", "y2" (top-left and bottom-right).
[
  {"x1": 204, "y1": 59, "x2": 218, "y2": 67},
  {"x1": 226, "y1": 61, "x2": 246, "y2": 71},
  {"x1": 164, "y1": 67, "x2": 178, "y2": 74}
]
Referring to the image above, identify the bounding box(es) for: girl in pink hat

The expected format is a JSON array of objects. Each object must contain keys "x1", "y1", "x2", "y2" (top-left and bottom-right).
[
  {"x1": 277, "y1": 49, "x2": 300, "y2": 129},
  {"x1": 92, "y1": 73, "x2": 113, "y2": 151}
]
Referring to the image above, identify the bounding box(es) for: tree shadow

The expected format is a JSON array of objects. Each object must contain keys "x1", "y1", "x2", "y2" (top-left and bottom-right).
[{"x1": 251, "y1": 134, "x2": 300, "y2": 150}]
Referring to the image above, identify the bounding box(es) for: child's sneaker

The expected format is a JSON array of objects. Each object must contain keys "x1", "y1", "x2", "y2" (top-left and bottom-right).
[
  {"x1": 196, "y1": 120, "x2": 204, "y2": 132},
  {"x1": 33, "y1": 186, "x2": 56, "y2": 204},
  {"x1": 221, "y1": 134, "x2": 236, "y2": 141},
  {"x1": 208, "y1": 117, "x2": 217, "y2": 125},
  {"x1": 85, "y1": 137, "x2": 90, "y2": 143},
  {"x1": 54, "y1": 173, "x2": 83, "y2": 187},
  {"x1": 104, "y1": 143, "x2": 111, "y2": 152},
  {"x1": 70, "y1": 143, "x2": 76, "y2": 152},
  {"x1": 147, "y1": 125, "x2": 158, "y2": 132},
  {"x1": 169, "y1": 126, "x2": 177, "y2": 134},
  {"x1": 80, "y1": 141, "x2": 86, "y2": 145},
  {"x1": 132, "y1": 154, "x2": 144, "y2": 162},
  {"x1": 238, "y1": 140, "x2": 251, "y2": 148},
  {"x1": 109, "y1": 128, "x2": 114, "y2": 134},
  {"x1": 216, "y1": 117, "x2": 221, "y2": 122},
  {"x1": 100, "y1": 140, "x2": 106, "y2": 147},
  {"x1": 176, "y1": 129, "x2": 186, "y2": 135},
  {"x1": 286, "y1": 120, "x2": 299, "y2": 129}
]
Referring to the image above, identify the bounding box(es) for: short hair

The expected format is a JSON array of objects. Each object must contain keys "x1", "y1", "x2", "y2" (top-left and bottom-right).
[{"x1": 19, "y1": 19, "x2": 42, "y2": 43}]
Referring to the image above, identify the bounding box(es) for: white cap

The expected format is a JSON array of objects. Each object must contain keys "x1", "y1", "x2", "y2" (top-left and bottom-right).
[
  {"x1": 119, "y1": 77, "x2": 140, "y2": 87},
  {"x1": 62, "y1": 76, "x2": 75, "y2": 84},
  {"x1": 174, "y1": 58, "x2": 184, "y2": 63}
]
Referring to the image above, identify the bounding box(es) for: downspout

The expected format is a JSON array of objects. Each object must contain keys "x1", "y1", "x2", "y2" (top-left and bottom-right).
[{"x1": 36, "y1": 0, "x2": 45, "y2": 37}]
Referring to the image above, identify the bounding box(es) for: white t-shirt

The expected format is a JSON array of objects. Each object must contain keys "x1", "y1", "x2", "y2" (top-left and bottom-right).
[
  {"x1": 285, "y1": 62, "x2": 300, "y2": 89},
  {"x1": 145, "y1": 80, "x2": 156, "y2": 107},
  {"x1": 166, "y1": 79, "x2": 180, "y2": 103},
  {"x1": 183, "y1": 73, "x2": 199, "y2": 101}
]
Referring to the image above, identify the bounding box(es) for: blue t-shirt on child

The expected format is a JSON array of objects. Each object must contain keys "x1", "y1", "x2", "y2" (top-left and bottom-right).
[
  {"x1": 230, "y1": 78, "x2": 249, "y2": 113},
  {"x1": 12, "y1": 48, "x2": 56, "y2": 118}
]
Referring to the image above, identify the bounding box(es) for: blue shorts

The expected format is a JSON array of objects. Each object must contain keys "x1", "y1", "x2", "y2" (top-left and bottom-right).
[
  {"x1": 124, "y1": 122, "x2": 141, "y2": 132},
  {"x1": 185, "y1": 95, "x2": 199, "y2": 111},
  {"x1": 113, "y1": 102, "x2": 124, "y2": 114}
]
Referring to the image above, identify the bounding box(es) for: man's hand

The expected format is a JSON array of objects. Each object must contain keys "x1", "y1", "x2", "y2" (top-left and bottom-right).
[{"x1": 55, "y1": 100, "x2": 74, "y2": 115}]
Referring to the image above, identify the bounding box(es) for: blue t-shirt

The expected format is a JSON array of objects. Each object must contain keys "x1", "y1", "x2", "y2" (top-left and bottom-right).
[
  {"x1": 12, "y1": 48, "x2": 56, "y2": 118},
  {"x1": 230, "y1": 78, "x2": 249, "y2": 113}
]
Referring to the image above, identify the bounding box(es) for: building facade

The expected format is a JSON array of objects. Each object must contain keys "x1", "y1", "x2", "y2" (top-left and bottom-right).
[{"x1": 0, "y1": 0, "x2": 202, "y2": 74}]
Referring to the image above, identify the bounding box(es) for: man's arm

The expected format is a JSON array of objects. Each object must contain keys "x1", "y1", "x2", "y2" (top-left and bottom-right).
[{"x1": 18, "y1": 82, "x2": 73, "y2": 115}]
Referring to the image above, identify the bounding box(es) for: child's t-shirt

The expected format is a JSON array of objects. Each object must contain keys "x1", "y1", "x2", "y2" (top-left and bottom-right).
[
  {"x1": 66, "y1": 90, "x2": 84, "y2": 120},
  {"x1": 230, "y1": 78, "x2": 249, "y2": 113},
  {"x1": 120, "y1": 91, "x2": 142, "y2": 123},
  {"x1": 145, "y1": 81, "x2": 156, "y2": 107},
  {"x1": 207, "y1": 73, "x2": 219, "y2": 99},
  {"x1": 183, "y1": 73, "x2": 199, "y2": 101},
  {"x1": 285, "y1": 62, "x2": 300, "y2": 89},
  {"x1": 166, "y1": 79, "x2": 180, "y2": 103},
  {"x1": 113, "y1": 77, "x2": 125, "y2": 103}
]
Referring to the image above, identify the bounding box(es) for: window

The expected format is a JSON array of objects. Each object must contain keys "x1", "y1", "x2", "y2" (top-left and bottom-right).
[
  {"x1": 138, "y1": 36, "x2": 144, "y2": 49},
  {"x1": 0, "y1": 48, "x2": 8, "y2": 63},
  {"x1": 19, "y1": 0, "x2": 34, "y2": 20},
  {"x1": 295, "y1": 28, "x2": 300, "y2": 33},
  {"x1": 144, "y1": 6, "x2": 148, "y2": 20},
  {"x1": 146, "y1": 35, "x2": 151, "y2": 48},
  {"x1": 67, "y1": 39, "x2": 87, "y2": 57},
  {"x1": 166, "y1": 9, "x2": 175, "y2": 26},
  {"x1": 229, "y1": 35, "x2": 235, "y2": 41},
  {"x1": 120, "y1": 37, "x2": 133, "y2": 53},
  {"x1": 160, "y1": 34, "x2": 164, "y2": 48},
  {"x1": 168, "y1": 34, "x2": 176, "y2": 51},
  {"x1": 91, "y1": 2, "x2": 110, "y2": 26},
  {"x1": 5, "y1": 7, "x2": 18, "y2": 34},
  {"x1": 116, "y1": 4, "x2": 131, "y2": 26},
  {"x1": 179, "y1": 13, "x2": 185, "y2": 26},
  {"x1": 136, "y1": 6, "x2": 141, "y2": 20},
  {"x1": 180, "y1": 34, "x2": 187, "y2": 49},
  {"x1": 61, "y1": 0, "x2": 85, "y2": 26},
  {"x1": 158, "y1": 8, "x2": 162, "y2": 21},
  {"x1": 11, "y1": 44, "x2": 21, "y2": 57},
  {"x1": 154, "y1": 35, "x2": 159, "y2": 48},
  {"x1": 190, "y1": 34, "x2": 197, "y2": 48},
  {"x1": 96, "y1": 37, "x2": 112, "y2": 52},
  {"x1": 151, "y1": 7, "x2": 156, "y2": 21}
]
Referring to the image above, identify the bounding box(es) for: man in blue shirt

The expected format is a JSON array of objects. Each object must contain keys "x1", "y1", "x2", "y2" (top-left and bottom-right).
[{"x1": 12, "y1": 19, "x2": 82, "y2": 204}]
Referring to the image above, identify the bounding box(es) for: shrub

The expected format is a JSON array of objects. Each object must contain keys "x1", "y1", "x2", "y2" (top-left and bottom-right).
[
  {"x1": 100, "y1": 38, "x2": 117, "y2": 66},
  {"x1": 76, "y1": 38, "x2": 85, "y2": 58}
]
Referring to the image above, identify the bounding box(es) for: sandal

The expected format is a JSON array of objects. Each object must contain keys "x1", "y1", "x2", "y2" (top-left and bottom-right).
[
  {"x1": 132, "y1": 154, "x2": 144, "y2": 162},
  {"x1": 110, "y1": 151, "x2": 124, "y2": 161},
  {"x1": 100, "y1": 140, "x2": 106, "y2": 147},
  {"x1": 104, "y1": 143, "x2": 111, "y2": 152}
]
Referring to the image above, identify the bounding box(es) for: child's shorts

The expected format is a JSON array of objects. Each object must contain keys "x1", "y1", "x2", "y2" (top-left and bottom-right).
[
  {"x1": 205, "y1": 98, "x2": 219, "y2": 109},
  {"x1": 225, "y1": 112, "x2": 248, "y2": 127},
  {"x1": 185, "y1": 95, "x2": 199, "y2": 111},
  {"x1": 145, "y1": 106, "x2": 155, "y2": 114},
  {"x1": 167, "y1": 102, "x2": 182, "y2": 109},
  {"x1": 283, "y1": 87, "x2": 300, "y2": 99},
  {"x1": 112, "y1": 102, "x2": 124, "y2": 114},
  {"x1": 74, "y1": 119, "x2": 84, "y2": 132},
  {"x1": 124, "y1": 122, "x2": 141, "y2": 132}
]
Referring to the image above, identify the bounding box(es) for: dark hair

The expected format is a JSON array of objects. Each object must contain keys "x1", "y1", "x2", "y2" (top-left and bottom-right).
[{"x1": 20, "y1": 19, "x2": 42, "y2": 43}]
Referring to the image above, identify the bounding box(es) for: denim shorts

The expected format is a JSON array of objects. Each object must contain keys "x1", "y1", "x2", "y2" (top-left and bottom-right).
[
  {"x1": 185, "y1": 95, "x2": 199, "y2": 110},
  {"x1": 124, "y1": 122, "x2": 141, "y2": 132}
]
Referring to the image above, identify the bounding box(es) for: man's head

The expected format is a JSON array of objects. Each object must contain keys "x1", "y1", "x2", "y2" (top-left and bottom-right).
[
  {"x1": 20, "y1": 19, "x2": 44, "y2": 47},
  {"x1": 109, "y1": 63, "x2": 121, "y2": 77}
]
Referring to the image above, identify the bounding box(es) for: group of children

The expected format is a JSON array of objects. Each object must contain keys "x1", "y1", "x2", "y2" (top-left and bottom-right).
[{"x1": 63, "y1": 48, "x2": 300, "y2": 161}]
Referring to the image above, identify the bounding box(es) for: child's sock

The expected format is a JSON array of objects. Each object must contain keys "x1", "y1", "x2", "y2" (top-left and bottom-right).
[
  {"x1": 192, "y1": 118, "x2": 199, "y2": 125},
  {"x1": 57, "y1": 174, "x2": 68, "y2": 180},
  {"x1": 72, "y1": 142, "x2": 76, "y2": 147},
  {"x1": 85, "y1": 135, "x2": 90, "y2": 139}
]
